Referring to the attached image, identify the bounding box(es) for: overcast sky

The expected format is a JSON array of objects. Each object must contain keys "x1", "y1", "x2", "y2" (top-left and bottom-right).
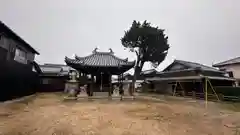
[{"x1": 0, "y1": 0, "x2": 239, "y2": 71}]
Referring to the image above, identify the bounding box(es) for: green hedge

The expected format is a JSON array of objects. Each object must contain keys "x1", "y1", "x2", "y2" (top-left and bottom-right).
[{"x1": 214, "y1": 86, "x2": 240, "y2": 96}]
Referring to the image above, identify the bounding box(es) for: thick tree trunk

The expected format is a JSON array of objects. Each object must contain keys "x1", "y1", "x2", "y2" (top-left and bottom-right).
[{"x1": 131, "y1": 60, "x2": 144, "y2": 96}]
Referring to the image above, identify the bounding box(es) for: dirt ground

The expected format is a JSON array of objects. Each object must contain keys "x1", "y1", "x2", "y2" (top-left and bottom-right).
[{"x1": 0, "y1": 93, "x2": 240, "y2": 135}]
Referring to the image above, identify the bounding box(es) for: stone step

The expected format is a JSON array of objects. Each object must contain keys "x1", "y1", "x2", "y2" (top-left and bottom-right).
[{"x1": 93, "y1": 92, "x2": 109, "y2": 96}]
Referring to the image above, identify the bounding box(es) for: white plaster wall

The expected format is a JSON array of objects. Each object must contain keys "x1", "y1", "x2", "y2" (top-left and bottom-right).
[{"x1": 219, "y1": 64, "x2": 240, "y2": 79}]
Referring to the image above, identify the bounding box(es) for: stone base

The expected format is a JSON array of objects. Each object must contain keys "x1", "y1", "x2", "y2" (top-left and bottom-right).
[
  {"x1": 122, "y1": 96, "x2": 135, "y2": 100},
  {"x1": 65, "y1": 81, "x2": 79, "y2": 95},
  {"x1": 68, "y1": 89, "x2": 78, "y2": 97},
  {"x1": 111, "y1": 93, "x2": 121, "y2": 100},
  {"x1": 93, "y1": 92, "x2": 109, "y2": 97},
  {"x1": 123, "y1": 88, "x2": 131, "y2": 96},
  {"x1": 63, "y1": 96, "x2": 78, "y2": 101},
  {"x1": 112, "y1": 91, "x2": 120, "y2": 97},
  {"x1": 77, "y1": 92, "x2": 88, "y2": 98},
  {"x1": 111, "y1": 96, "x2": 122, "y2": 101}
]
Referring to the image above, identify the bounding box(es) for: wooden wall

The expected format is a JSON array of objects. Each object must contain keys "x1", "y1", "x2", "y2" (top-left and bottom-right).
[
  {"x1": 0, "y1": 59, "x2": 40, "y2": 101},
  {"x1": 0, "y1": 34, "x2": 35, "y2": 63},
  {"x1": 40, "y1": 76, "x2": 67, "y2": 92}
]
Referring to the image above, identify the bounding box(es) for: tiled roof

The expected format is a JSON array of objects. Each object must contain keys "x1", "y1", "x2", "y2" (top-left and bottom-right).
[
  {"x1": 65, "y1": 49, "x2": 135, "y2": 67},
  {"x1": 213, "y1": 57, "x2": 240, "y2": 67},
  {"x1": 40, "y1": 64, "x2": 75, "y2": 76},
  {"x1": 175, "y1": 60, "x2": 220, "y2": 72},
  {"x1": 40, "y1": 66, "x2": 62, "y2": 74},
  {"x1": 43, "y1": 63, "x2": 75, "y2": 72}
]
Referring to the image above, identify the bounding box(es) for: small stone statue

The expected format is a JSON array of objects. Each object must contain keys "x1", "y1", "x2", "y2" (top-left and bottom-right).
[{"x1": 113, "y1": 85, "x2": 119, "y2": 96}]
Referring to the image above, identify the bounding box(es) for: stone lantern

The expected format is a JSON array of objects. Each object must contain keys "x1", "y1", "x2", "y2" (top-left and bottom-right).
[{"x1": 65, "y1": 70, "x2": 79, "y2": 97}]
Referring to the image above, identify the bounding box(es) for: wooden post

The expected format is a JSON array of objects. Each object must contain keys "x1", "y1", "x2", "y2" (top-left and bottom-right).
[
  {"x1": 182, "y1": 90, "x2": 185, "y2": 97},
  {"x1": 192, "y1": 91, "x2": 196, "y2": 99},
  {"x1": 173, "y1": 82, "x2": 177, "y2": 96},
  {"x1": 109, "y1": 74, "x2": 112, "y2": 97},
  {"x1": 91, "y1": 74, "x2": 94, "y2": 96},
  {"x1": 179, "y1": 82, "x2": 185, "y2": 97},
  {"x1": 205, "y1": 78, "x2": 208, "y2": 109},
  {"x1": 207, "y1": 78, "x2": 220, "y2": 101},
  {"x1": 120, "y1": 74, "x2": 124, "y2": 100}
]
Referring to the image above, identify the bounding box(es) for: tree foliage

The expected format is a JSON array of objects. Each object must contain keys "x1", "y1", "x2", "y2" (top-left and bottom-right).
[{"x1": 121, "y1": 20, "x2": 169, "y2": 73}]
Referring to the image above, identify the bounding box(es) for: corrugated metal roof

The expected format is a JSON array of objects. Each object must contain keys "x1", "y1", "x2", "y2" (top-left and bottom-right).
[
  {"x1": 65, "y1": 49, "x2": 135, "y2": 67},
  {"x1": 213, "y1": 57, "x2": 240, "y2": 67}
]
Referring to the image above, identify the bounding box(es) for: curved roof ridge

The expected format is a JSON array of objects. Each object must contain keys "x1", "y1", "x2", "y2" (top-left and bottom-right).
[
  {"x1": 65, "y1": 48, "x2": 135, "y2": 67},
  {"x1": 75, "y1": 53, "x2": 94, "y2": 60},
  {"x1": 65, "y1": 56, "x2": 79, "y2": 64},
  {"x1": 75, "y1": 50, "x2": 134, "y2": 63}
]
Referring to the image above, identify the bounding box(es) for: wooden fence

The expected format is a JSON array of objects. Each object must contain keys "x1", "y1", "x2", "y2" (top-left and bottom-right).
[{"x1": 0, "y1": 60, "x2": 41, "y2": 101}]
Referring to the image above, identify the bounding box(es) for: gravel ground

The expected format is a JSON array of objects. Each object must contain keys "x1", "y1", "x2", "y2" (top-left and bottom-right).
[{"x1": 0, "y1": 93, "x2": 240, "y2": 135}]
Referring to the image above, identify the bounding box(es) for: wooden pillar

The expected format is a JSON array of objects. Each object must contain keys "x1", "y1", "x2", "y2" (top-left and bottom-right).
[
  {"x1": 192, "y1": 91, "x2": 196, "y2": 99},
  {"x1": 204, "y1": 78, "x2": 208, "y2": 108},
  {"x1": 179, "y1": 82, "x2": 185, "y2": 97},
  {"x1": 109, "y1": 74, "x2": 112, "y2": 96},
  {"x1": 119, "y1": 74, "x2": 123, "y2": 100},
  {"x1": 90, "y1": 74, "x2": 94, "y2": 96},
  {"x1": 202, "y1": 78, "x2": 207, "y2": 99}
]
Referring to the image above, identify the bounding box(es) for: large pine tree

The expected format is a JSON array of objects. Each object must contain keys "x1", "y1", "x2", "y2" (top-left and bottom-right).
[{"x1": 121, "y1": 20, "x2": 169, "y2": 95}]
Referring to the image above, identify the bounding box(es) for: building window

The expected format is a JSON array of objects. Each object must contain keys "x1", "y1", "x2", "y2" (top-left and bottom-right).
[
  {"x1": 14, "y1": 48, "x2": 27, "y2": 64},
  {"x1": 0, "y1": 34, "x2": 4, "y2": 48},
  {"x1": 42, "y1": 79, "x2": 50, "y2": 84},
  {"x1": 228, "y1": 71, "x2": 234, "y2": 77}
]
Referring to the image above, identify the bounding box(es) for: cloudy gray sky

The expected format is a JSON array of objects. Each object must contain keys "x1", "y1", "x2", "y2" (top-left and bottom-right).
[{"x1": 0, "y1": 0, "x2": 239, "y2": 71}]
